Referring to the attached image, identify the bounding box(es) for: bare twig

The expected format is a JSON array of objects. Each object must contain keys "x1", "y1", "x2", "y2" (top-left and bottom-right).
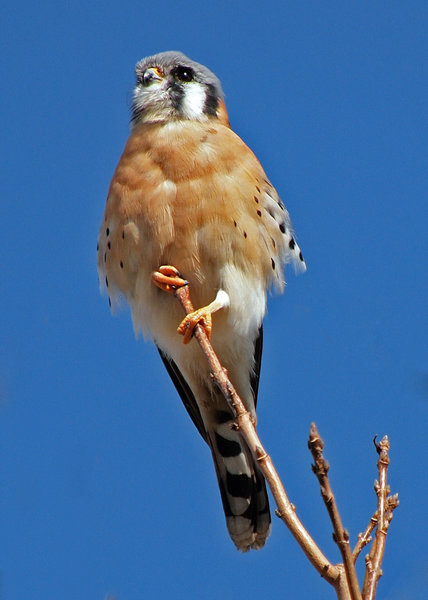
[
  {"x1": 308, "y1": 424, "x2": 362, "y2": 600},
  {"x1": 362, "y1": 437, "x2": 398, "y2": 600},
  {"x1": 353, "y1": 513, "x2": 377, "y2": 562},
  {"x1": 353, "y1": 460, "x2": 399, "y2": 570},
  {"x1": 154, "y1": 275, "x2": 398, "y2": 600},
  {"x1": 172, "y1": 285, "x2": 345, "y2": 590}
]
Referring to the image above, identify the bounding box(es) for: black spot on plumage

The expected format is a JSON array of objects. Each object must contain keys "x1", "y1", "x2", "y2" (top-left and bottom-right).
[
  {"x1": 299, "y1": 251, "x2": 304, "y2": 261},
  {"x1": 122, "y1": 230, "x2": 125, "y2": 239},
  {"x1": 226, "y1": 472, "x2": 251, "y2": 499},
  {"x1": 107, "y1": 241, "x2": 111, "y2": 250},
  {"x1": 105, "y1": 276, "x2": 109, "y2": 288},
  {"x1": 233, "y1": 220, "x2": 237, "y2": 227},
  {"x1": 215, "y1": 432, "x2": 241, "y2": 457},
  {"x1": 108, "y1": 296, "x2": 111, "y2": 307},
  {"x1": 104, "y1": 252, "x2": 107, "y2": 263},
  {"x1": 120, "y1": 261, "x2": 124, "y2": 269},
  {"x1": 254, "y1": 196, "x2": 259, "y2": 203},
  {"x1": 289, "y1": 237, "x2": 295, "y2": 250},
  {"x1": 279, "y1": 223, "x2": 286, "y2": 234},
  {"x1": 271, "y1": 258, "x2": 276, "y2": 270},
  {"x1": 257, "y1": 210, "x2": 262, "y2": 217},
  {"x1": 256, "y1": 186, "x2": 261, "y2": 193},
  {"x1": 96, "y1": 242, "x2": 99, "y2": 251},
  {"x1": 106, "y1": 227, "x2": 110, "y2": 236},
  {"x1": 243, "y1": 231, "x2": 247, "y2": 239}
]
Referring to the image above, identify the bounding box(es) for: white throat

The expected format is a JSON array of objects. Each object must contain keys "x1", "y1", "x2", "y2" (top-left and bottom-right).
[{"x1": 180, "y1": 83, "x2": 207, "y2": 120}]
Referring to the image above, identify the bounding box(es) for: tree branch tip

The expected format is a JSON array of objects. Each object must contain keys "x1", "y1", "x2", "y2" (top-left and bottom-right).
[
  {"x1": 308, "y1": 428, "x2": 324, "y2": 449},
  {"x1": 388, "y1": 493, "x2": 399, "y2": 508},
  {"x1": 373, "y1": 434, "x2": 380, "y2": 452},
  {"x1": 309, "y1": 422, "x2": 319, "y2": 436},
  {"x1": 374, "y1": 434, "x2": 390, "y2": 455}
]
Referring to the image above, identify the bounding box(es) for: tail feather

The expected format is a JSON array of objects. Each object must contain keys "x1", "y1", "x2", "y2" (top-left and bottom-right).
[{"x1": 208, "y1": 413, "x2": 271, "y2": 551}]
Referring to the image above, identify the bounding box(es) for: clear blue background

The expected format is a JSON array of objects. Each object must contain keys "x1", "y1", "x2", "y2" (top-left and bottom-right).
[{"x1": 1, "y1": 2, "x2": 427, "y2": 599}]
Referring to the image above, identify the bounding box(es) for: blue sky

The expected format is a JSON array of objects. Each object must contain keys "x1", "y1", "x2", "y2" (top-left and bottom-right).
[{"x1": 1, "y1": 2, "x2": 427, "y2": 599}]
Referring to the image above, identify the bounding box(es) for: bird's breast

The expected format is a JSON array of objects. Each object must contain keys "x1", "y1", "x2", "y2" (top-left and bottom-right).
[{"x1": 97, "y1": 120, "x2": 287, "y2": 330}]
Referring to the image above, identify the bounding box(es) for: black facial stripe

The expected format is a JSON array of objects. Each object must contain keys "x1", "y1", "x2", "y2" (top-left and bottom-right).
[
  {"x1": 169, "y1": 80, "x2": 185, "y2": 111},
  {"x1": 203, "y1": 83, "x2": 219, "y2": 116}
]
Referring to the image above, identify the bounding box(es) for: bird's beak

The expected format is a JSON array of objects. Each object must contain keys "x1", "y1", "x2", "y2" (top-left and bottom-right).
[{"x1": 143, "y1": 67, "x2": 163, "y2": 84}]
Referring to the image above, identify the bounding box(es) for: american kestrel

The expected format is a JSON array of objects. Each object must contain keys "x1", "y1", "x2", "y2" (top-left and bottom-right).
[{"x1": 97, "y1": 51, "x2": 305, "y2": 551}]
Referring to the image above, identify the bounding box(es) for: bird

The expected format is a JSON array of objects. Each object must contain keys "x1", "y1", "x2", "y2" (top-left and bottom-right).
[{"x1": 97, "y1": 51, "x2": 306, "y2": 552}]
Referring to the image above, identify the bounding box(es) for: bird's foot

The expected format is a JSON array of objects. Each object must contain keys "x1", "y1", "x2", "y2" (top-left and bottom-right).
[
  {"x1": 177, "y1": 290, "x2": 230, "y2": 344},
  {"x1": 178, "y1": 307, "x2": 213, "y2": 344},
  {"x1": 152, "y1": 265, "x2": 188, "y2": 293}
]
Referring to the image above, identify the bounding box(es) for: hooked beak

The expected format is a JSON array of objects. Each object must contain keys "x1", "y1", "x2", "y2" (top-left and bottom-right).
[{"x1": 142, "y1": 66, "x2": 163, "y2": 86}]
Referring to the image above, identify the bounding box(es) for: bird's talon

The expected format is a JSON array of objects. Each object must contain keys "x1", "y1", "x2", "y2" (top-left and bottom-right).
[
  {"x1": 152, "y1": 265, "x2": 188, "y2": 293},
  {"x1": 178, "y1": 309, "x2": 213, "y2": 344}
]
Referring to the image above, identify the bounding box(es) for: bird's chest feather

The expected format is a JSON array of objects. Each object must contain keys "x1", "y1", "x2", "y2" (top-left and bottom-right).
[{"x1": 97, "y1": 120, "x2": 288, "y2": 333}]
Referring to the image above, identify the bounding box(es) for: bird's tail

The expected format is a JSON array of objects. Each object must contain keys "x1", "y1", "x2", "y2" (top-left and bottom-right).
[{"x1": 208, "y1": 412, "x2": 271, "y2": 551}]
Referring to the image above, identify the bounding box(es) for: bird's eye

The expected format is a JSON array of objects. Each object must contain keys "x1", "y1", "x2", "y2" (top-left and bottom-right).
[{"x1": 174, "y1": 66, "x2": 194, "y2": 82}]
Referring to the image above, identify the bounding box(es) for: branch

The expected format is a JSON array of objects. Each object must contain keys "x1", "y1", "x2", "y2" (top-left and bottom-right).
[
  {"x1": 154, "y1": 274, "x2": 398, "y2": 600},
  {"x1": 172, "y1": 285, "x2": 345, "y2": 590},
  {"x1": 362, "y1": 437, "x2": 399, "y2": 600},
  {"x1": 353, "y1": 513, "x2": 377, "y2": 562},
  {"x1": 308, "y1": 424, "x2": 362, "y2": 600}
]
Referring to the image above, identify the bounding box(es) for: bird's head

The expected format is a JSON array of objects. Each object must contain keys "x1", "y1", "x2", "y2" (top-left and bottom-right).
[{"x1": 131, "y1": 51, "x2": 229, "y2": 127}]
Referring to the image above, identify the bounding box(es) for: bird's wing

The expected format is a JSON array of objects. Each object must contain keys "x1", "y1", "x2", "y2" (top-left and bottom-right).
[{"x1": 157, "y1": 325, "x2": 263, "y2": 441}]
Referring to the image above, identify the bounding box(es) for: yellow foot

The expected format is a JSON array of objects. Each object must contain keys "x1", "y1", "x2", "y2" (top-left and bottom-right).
[
  {"x1": 152, "y1": 265, "x2": 188, "y2": 293},
  {"x1": 178, "y1": 308, "x2": 213, "y2": 344},
  {"x1": 177, "y1": 289, "x2": 230, "y2": 345}
]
